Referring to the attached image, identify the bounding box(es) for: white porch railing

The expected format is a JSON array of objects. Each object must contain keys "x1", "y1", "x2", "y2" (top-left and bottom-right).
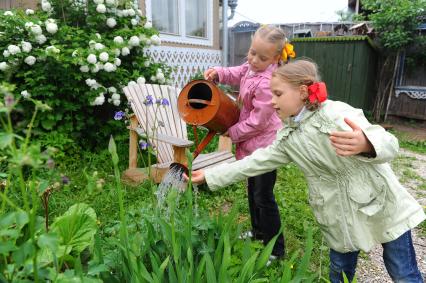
[{"x1": 145, "y1": 46, "x2": 222, "y2": 88}]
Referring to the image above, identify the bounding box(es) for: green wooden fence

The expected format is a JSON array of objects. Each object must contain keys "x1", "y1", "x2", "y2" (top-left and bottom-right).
[{"x1": 291, "y1": 36, "x2": 378, "y2": 111}]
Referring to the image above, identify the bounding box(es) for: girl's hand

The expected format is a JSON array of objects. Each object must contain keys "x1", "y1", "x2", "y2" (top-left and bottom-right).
[
  {"x1": 204, "y1": 69, "x2": 218, "y2": 81},
  {"x1": 183, "y1": 170, "x2": 206, "y2": 185},
  {"x1": 329, "y1": 118, "x2": 375, "y2": 157}
]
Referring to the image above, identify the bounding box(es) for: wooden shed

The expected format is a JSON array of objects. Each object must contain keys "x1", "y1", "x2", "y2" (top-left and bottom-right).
[
  {"x1": 386, "y1": 48, "x2": 426, "y2": 120},
  {"x1": 291, "y1": 36, "x2": 378, "y2": 111}
]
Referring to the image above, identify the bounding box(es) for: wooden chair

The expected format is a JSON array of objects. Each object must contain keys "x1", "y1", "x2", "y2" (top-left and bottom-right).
[{"x1": 122, "y1": 83, "x2": 236, "y2": 184}]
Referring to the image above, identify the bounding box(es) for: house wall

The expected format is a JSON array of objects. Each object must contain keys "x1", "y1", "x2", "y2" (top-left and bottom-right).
[
  {"x1": 0, "y1": 0, "x2": 36, "y2": 9},
  {"x1": 3, "y1": 0, "x2": 223, "y2": 88}
]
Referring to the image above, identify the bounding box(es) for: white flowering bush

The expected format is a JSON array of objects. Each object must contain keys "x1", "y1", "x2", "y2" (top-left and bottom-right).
[{"x1": 0, "y1": 0, "x2": 169, "y2": 146}]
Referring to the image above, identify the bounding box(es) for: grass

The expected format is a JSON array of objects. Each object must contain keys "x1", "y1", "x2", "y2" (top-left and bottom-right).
[{"x1": 389, "y1": 129, "x2": 426, "y2": 154}]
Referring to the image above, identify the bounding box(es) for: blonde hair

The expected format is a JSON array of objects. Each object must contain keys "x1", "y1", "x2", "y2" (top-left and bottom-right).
[
  {"x1": 273, "y1": 59, "x2": 322, "y2": 110},
  {"x1": 253, "y1": 25, "x2": 286, "y2": 57}
]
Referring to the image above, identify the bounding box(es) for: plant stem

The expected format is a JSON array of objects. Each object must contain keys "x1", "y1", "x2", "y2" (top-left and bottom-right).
[{"x1": 23, "y1": 107, "x2": 38, "y2": 151}]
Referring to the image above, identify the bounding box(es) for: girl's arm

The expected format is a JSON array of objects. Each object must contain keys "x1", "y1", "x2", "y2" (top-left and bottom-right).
[
  {"x1": 213, "y1": 63, "x2": 249, "y2": 86},
  {"x1": 228, "y1": 79, "x2": 277, "y2": 142},
  {"x1": 203, "y1": 138, "x2": 290, "y2": 190},
  {"x1": 329, "y1": 103, "x2": 399, "y2": 164}
]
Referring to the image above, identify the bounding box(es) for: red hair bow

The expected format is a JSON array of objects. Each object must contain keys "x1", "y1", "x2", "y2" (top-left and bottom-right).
[{"x1": 307, "y1": 82, "x2": 327, "y2": 104}]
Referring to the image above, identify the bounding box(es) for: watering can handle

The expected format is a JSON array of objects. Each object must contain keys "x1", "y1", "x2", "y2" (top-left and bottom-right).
[{"x1": 187, "y1": 98, "x2": 213, "y2": 106}]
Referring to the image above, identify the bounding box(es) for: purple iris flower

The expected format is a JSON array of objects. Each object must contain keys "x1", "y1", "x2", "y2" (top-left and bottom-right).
[
  {"x1": 160, "y1": 98, "x2": 170, "y2": 106},
  {"x1": 114, "y1": 111, "x2": 126, "y2": 120},
  {"x1": 139, "y1": 140, "x2": 150, "y2": 150},
  {"x1": 144, "y1": 95, "x2": 154, "y2": 105}
]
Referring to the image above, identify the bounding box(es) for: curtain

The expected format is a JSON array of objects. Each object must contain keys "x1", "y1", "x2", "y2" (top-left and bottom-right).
[
  {"x1": 185, "y1": 0, "x2": 207, "y2": 38},
  {"x1": 152, "y1": 0, "x2": 179, "y2": 35}
]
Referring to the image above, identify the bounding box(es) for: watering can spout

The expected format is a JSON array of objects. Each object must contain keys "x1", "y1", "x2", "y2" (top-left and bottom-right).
[{"x1": 169, "y1": 162, "x2": 189, "y2": 180}]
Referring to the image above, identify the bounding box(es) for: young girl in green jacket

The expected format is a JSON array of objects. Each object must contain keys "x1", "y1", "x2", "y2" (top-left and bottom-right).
[{"x1": 187, "y1": 60, "x2": 425, "y2": 282}]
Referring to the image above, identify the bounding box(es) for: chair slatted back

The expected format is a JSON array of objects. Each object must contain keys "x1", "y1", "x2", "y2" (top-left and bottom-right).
[{"x1": 123, "y1": 84, "x2": 186, "y2": 164}]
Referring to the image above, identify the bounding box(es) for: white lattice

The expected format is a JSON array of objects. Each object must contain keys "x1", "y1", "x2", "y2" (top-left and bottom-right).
[
  {"x1": 395, "y1": 86, "x2": 426, "y2": 100},
  {"x1": 145, "y1": 46, "x2": 222, "y2": 88}
]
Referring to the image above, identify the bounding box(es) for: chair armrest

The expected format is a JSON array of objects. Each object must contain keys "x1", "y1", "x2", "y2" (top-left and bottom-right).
[{"x1": 128, "y1": 126, "x2": 194, "y2": 147}]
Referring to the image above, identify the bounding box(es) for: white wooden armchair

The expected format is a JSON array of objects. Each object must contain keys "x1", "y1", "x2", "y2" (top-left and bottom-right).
[{"x1": 122, "y1": 83, "x2": 235, "y2": 184}]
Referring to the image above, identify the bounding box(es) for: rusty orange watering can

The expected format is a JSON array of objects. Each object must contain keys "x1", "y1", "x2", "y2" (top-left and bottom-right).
[{"x1": 171, "y1": 79, "x2": 240, "y2": 175}]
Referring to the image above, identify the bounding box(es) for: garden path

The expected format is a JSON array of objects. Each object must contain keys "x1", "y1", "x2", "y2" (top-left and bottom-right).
[{"x1": 356, "y1": 148, "x2": 426, "y2": 282}]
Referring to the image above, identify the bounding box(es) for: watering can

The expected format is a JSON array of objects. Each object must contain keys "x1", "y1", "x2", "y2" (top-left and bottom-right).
[{"x1": 170, "y1": 79, "x2": 240, "y2": 175}]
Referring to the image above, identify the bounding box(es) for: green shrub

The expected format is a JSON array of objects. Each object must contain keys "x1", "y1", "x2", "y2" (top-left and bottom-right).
[{"x1": 0, "y1": 1, "x2": 170, "y2": 148}]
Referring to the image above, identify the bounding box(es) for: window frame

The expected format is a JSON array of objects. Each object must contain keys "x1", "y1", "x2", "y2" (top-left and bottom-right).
[{"x1": 145, "y1": 0, "x2": 214, "y2": 46}]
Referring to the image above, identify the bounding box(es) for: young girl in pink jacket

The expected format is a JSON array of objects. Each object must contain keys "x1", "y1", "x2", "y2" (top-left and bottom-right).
[{"x1": 204, "y1": 25, "x2": 295, "y2": 259}]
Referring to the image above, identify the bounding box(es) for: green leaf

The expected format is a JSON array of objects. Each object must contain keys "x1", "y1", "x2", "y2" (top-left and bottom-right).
[
  {"x1": 12, "y1": 240, "x2": 35, "y2": 266},
  {"x1": 37, "y1": 232, "x2": 60, "y2": 253},
  {"x1": 0, "y1": 241, "x2": 17, "y2": 255},
  {"x1": 255, "y1": 230, "x2": 280, "y2": 271},
  {"x1": 0, "y1": 133, "x2": 16, "y2": 149},
  {"x1": 51, "y1": 203, "x2": 97, "y2": 254},
  {"x1": 205, "y1": 253, "x2": 217, "y2": 283},
  {"x1": 108, "y1": 136, "x2": 119, "y2": 165},
  {"x1": 237, "y1": 252, "x2": 258, "y2": 283}
]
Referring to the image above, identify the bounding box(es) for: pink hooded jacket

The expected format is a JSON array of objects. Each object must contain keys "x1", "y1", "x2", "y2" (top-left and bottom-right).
[{"x1": 214, "y1": 62, "x2": 282, "y2": 160}]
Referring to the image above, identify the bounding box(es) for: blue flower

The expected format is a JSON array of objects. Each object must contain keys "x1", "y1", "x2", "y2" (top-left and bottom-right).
[
  {"x1": 160, "y1": 98, "x2": 170, "y2": 106},
  {"x1": 114, "y1": 111, "x2": 126, "y2": 120},
  {"x1": 144, "y1": 95, "x2": 154, "y2": 105},
  {"x1": 139, "y1": 140, "x2": 150, "y2": 150},
  {"x1": 155, "y1": 98, "x2": 170, "y2": 106}
]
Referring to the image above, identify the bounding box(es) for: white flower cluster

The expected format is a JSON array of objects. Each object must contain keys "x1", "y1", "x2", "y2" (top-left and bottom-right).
[
  {"x1": 106, "y1": 18, "x2": 116, "y2": 28},
  {"x1": 25, "y1": 22, "x2": 47, "y2": 44},
  {"x1": 85, "y1": 78, "x2": 101, "y2": 89},
  {"x1": 107, "y1": 87, "x2": 121, "y2": 106},
  {"x1": 0, "y1": 62, "x2": 9, "y2": 71},
  {"x1": 45, "y1": 19, "x2": 58, "y2": 34},
  {"x1": 7, "y1": 45, "x2": 21, "y2": 55},
  {"x1": 91, "y1": 93, "x2": 105, "y2": 106},
  {"x1": 4, "y1": 11, "x2": 13, "y2": 16},
  {"x1": 21, "y1": 90, "x2": 31, "y2": 98},
  {"x1": 137, "y1": 77, "x2": 146, "y2": 84},
  {"x1": 25, "y1": 9, "x2": 34, "y2": 15},
  {"x1": 21, "y1": 41, "x2": 32, "y2": 53},
  {"x1": 41, "y1": 0, "x2": 53, "y2": 13},
  {"x1": 24, "y1": 56, "x2": 36, "y2": 65},
  {"x1": 45, "y1": 45, "x2": 60, "y2": 54},
  {"x1": 150, "y1": 69, "x2": 166, "y2": 84}
]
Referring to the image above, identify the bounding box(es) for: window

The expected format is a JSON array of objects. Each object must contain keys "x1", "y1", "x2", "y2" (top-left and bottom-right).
[
  {"x1": 151, "y1": 0, "x2": 179, "y2": 35},
  {"x1": 146, "y1": 0, "x2": 213, "y2": 46}
]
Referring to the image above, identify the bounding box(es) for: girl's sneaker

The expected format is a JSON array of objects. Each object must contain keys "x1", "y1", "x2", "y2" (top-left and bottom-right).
[
  {"x1": 238, "y1": 230, "x2": 264, "y2": 240},
  {"x1": 266, "y1": 254, "x2": 283, "y2": 266},
  {"x1": 238, "y1": 230, "x2": 254, "y2": 240}
]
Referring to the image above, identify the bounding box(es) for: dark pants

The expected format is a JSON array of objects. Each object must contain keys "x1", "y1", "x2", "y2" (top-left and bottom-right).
[
  {"x1": 247, "y1": 170, "x2": 285, "y2": 257},
  {"x1": 329, "y1": 230, "x2": 423, "y2": 283}
]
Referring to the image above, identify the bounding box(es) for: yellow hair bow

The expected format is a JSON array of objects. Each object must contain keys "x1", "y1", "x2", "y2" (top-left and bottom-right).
[{"x1": 281, "y1": 43, "x2": 296, "y2": 62}]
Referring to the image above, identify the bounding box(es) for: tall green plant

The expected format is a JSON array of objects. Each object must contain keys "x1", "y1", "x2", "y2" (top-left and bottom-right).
[{"x1": 0, "y1": 0, "x2": 170, "y2": 147}]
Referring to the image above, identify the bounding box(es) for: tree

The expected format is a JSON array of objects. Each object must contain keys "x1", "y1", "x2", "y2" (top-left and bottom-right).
[{"x1": 359, "y1": 0, "x2": 426, "y2": 121}]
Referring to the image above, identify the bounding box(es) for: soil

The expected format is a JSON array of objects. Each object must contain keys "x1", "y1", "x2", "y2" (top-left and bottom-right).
[{"x1": 356, "y1": 121, "x2": 426, "y2": 282}]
